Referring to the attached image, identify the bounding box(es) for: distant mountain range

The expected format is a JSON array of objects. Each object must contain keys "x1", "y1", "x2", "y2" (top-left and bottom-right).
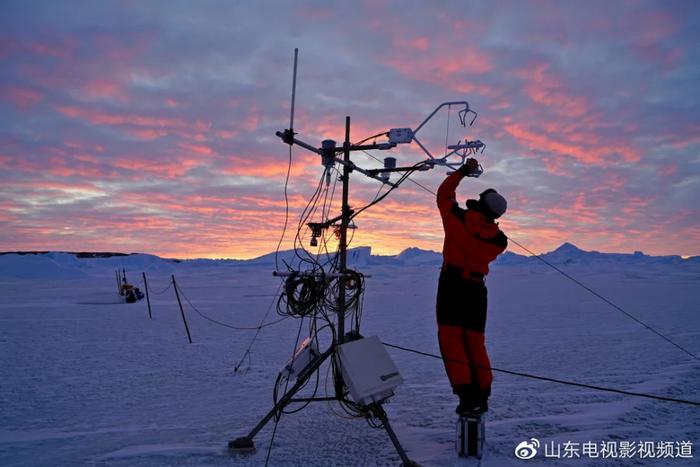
[{"x1": 1, "y1": 242, "x2": 698, "y2": 279}]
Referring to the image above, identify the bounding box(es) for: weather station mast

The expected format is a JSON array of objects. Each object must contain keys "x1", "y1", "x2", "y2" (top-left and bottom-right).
[{"x1": 228, "y1": 48, "x2": 487, "y2": 466}]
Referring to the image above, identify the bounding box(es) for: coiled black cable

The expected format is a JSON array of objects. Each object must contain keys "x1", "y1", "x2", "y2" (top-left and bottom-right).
[{"x1": 278, "y1": 271, "x2": 327, "y2": 318}]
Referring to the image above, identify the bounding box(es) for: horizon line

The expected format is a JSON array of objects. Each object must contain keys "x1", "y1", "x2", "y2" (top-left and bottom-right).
[{"x1": 1, "y1": 242, "x2": 696, "y2": 262}]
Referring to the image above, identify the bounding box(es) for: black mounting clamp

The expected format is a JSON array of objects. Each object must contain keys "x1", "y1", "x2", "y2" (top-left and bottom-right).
[{"x1": 281, "y1": 128, "x2": 296, "y2": 145}]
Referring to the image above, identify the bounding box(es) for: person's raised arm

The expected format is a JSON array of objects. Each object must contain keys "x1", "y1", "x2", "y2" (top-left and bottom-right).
[{"x1": 436, "y1": 158, "x2": 479, "y2": 216}]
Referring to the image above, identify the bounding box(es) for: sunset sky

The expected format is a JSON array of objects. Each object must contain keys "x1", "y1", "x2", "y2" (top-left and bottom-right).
[{"x1": 1, "y1": 1, "x2": 698, "y2": 259}]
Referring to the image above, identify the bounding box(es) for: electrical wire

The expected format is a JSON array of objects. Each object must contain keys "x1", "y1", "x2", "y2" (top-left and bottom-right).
[
  {"x1": 348, "y1": 160, "x2": 429, "y2": 222},
  {"x1": 264, "y1": 417, "x2": 280, "y2": 467},
  {"x1": 444, "y1": 104, "x2": 451, "y2": 158},
  {"x1": 292, "y1": 168, "x2": 329, "y2": 271},
  {"x1": 276, "y1": 362, "x2": 321, "y2": 416},
  {"x1": 177, "y1": 283, "x2": 288, "y2": 331},
  {"x1": 353, "y1": 131, "x2": 389, "y2": 146},
  {"x1": 266, "y1": 317, "x2": 306, "y2": 466},
  {"x1": 360, "y1": 149, "x2": 435, "y2": 195},
  {"x1": 381, "y1": 341, "x2": 700, "y2": 407},
  {"x1": 278, "y1": 272, "x2": 327, "y2": 318},
  {"x1": 316, "y1": 167, "x2": 340, "y2": 268},
  {"x1": 505, "y1": 236, "x2": 700, "y2": 363},
  {"x1": 296, "y1": 172, "x2": 326, "y2": 249},
  {"x1": 392, "y1": 165, "x2": 700, "y2": 364},
  {"x1": 147, "y1": 281, "x2": 173, "y2": 295},
  {"x1": 274, "y1": 319, "x2": 331, "y2": 417},
  {"x1": 233, "y1": 282, "x2": 285, "y2": 373},
  {"x1": 275, "y1": 145, "x2": 294, "y2": 272},
  {"x1": 304, "y1": 167, "x2": 338, "y2": 272}
]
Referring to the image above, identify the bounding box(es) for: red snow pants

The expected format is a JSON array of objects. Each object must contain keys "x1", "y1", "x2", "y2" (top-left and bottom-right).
[{"x1": 436, "y1": 267, "x2": 493, "y2": 391}]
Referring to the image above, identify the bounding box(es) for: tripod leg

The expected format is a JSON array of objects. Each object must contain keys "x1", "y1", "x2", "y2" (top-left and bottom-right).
[
  {"x1": 371, "y1": 404, "x2": 417, "y2": 467},
  {"x1": 229, "y1": 347, "x2": 333, "y2": 451}
]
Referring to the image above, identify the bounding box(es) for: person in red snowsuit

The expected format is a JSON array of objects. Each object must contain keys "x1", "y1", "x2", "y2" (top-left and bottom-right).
[{"x1": 436, "y1": 158, "x2": 508, "y2": 414}]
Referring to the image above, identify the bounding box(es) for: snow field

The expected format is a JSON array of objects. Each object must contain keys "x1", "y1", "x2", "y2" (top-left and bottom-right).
[{"x1": 0, "y1": 251, "x2": 699, "y2": 466}]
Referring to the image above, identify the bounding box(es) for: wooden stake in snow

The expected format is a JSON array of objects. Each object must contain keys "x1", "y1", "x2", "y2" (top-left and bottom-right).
[
  {"x1": 143, "y1": 272, "x2": 152, "y2": 319},
  {"x1": 172, "y1": 275, "x2": 192, "y2": 344}
]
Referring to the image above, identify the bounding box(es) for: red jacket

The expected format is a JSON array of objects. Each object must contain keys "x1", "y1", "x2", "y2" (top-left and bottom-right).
[{"x1": 437, "y1": 171, "x2": 507, "y2": 280}]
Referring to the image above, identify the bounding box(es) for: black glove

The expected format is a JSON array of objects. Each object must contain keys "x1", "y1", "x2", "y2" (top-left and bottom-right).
[
  {"x1": 458, "y1": 158, "x2": 479, "y2": 176},
  {"x1": 458, "y1": 164, "x2": 472, "y2": 176}
]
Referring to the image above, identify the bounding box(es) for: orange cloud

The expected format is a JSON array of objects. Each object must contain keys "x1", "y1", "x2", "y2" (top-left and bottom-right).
[
  {"x1": 504, "y1": 122, "x2": 640, "y2": 170},
  {"x1": 221, "y1": 152, "x2": 319, "y2": 178},
  {"x1": 179, "y1": 142, "x2": 215, "y2": 156}
]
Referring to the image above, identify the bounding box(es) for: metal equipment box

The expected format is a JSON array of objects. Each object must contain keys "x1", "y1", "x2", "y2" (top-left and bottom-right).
[{"x1": 337, "y1": 336, "x2": 403, "y2": 406}]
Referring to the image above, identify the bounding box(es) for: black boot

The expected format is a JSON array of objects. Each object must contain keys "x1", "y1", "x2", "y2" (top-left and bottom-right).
[
  {"x1": 454, "y1": 385, "x2": 480, "y2": 415},
  {"x1": 476, "y1": 386, "x2": 491, "y2": 413}
]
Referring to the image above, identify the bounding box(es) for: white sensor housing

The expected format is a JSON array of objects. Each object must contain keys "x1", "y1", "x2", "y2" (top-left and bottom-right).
[
  {"x1": 280, "y1": 337, "x2": 319, "y2": 382},
  {"x1": 337, "y1": 336, "x2": 403, "y2": 406},
  {"x1": 388, "y1": 128, "x2": 414, "y2": 144}
]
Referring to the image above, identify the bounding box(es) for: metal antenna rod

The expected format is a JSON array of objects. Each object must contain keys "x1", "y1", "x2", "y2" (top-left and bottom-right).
[
  {"x1": 334, "y1": 116, "x2": 351, "y2": 398},
  {"x1": 289, "y1": 48, "x2": 299, "y2": 131}
]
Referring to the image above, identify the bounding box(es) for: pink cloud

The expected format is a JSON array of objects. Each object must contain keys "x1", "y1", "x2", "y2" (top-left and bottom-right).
[
  {"x1": 394, "y1": 36, "x2": 429, "y2": 51},
  {"x1": 55, "y1": 105, "x2": 213, "y2": 142},
  {"x1": 619, "y1": 196, "x2": 649, "y2": 216},
  {"x1": 64, "y1": 140, "x2": 105, "y2": 153},
  {"x1": 0, "y1": 85, "x2": 43, "y2": 109},
  {"x1": 380, "y1": 29, "x2": 495, "y2": 94},
  {"x1": 8, "y1": 179, "x2": 100, "y2": 192},
  {"x1": 386, "y1": 46, "x2": 493, "y2": 81},
  {"x1": 179, "y1": 142, "x2": 215, "y2": 157},
  {"x1": 217, "y1": 129, "x2": 238, "y2": 140},
  {"x1": 525, "y1": 87, "x2": 587, "y2": 117},
  {"x1": 165, "y1": 98, "x2": 181, "y2": 108},
  {"x1": 634, "y1": 9, "x2": 680, "y2": 44},
  {"x1": 78, "y1": 79, "x2": 129, "y2": 101},
  {"x1": 56, "y1": 105, "x2": 184, "y2": 128},
  {"x1": 0, "y1": 154, "x2": 13, "y2": 168},
  {"x1": 92, "y1": 32, "x2": 151, "y2": 62},
  {"x1": 242, "y1": 104, "x2": 260, "y2": 131},
  {"x1": 124, "y1": 128, "x2": 166, "y2": 140},
  {"x1": 28, "y1": 39, "x2": 75, "y2": 59},
  {"x1": 502, "y1": 97, "x2": 641, "y2": 173},
  {"x1": 296, "y1": 6, "x2": 335, "y2": 20},
  {"x1": 515, "y1": 63, "x2": 588, "y2": 117},
  {"x1": 0, "y1": 38, "x2": 15, "y2": 59},
  {"x1": 221, "y1": 152, "x2": 318, "y2": 178},
  {"x1": 111, "y1": 156, "x2": 201, "y2": 179},
  {"x1": 0, "y1": 154, "x2": 43, "y2": 172}
]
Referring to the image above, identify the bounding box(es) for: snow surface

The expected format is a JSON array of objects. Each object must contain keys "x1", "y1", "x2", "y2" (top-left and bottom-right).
[{"x1": 1, "y1": 246, "x2": 699, "y2": 466}]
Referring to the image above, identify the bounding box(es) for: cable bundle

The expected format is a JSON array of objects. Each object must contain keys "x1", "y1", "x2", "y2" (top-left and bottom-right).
[
  {"x1": 278, "y1": 272, "x2": 327, "y2": 318},
  {"x1": 323, "y1": 269, "x2": 365, "y2": 334}
]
